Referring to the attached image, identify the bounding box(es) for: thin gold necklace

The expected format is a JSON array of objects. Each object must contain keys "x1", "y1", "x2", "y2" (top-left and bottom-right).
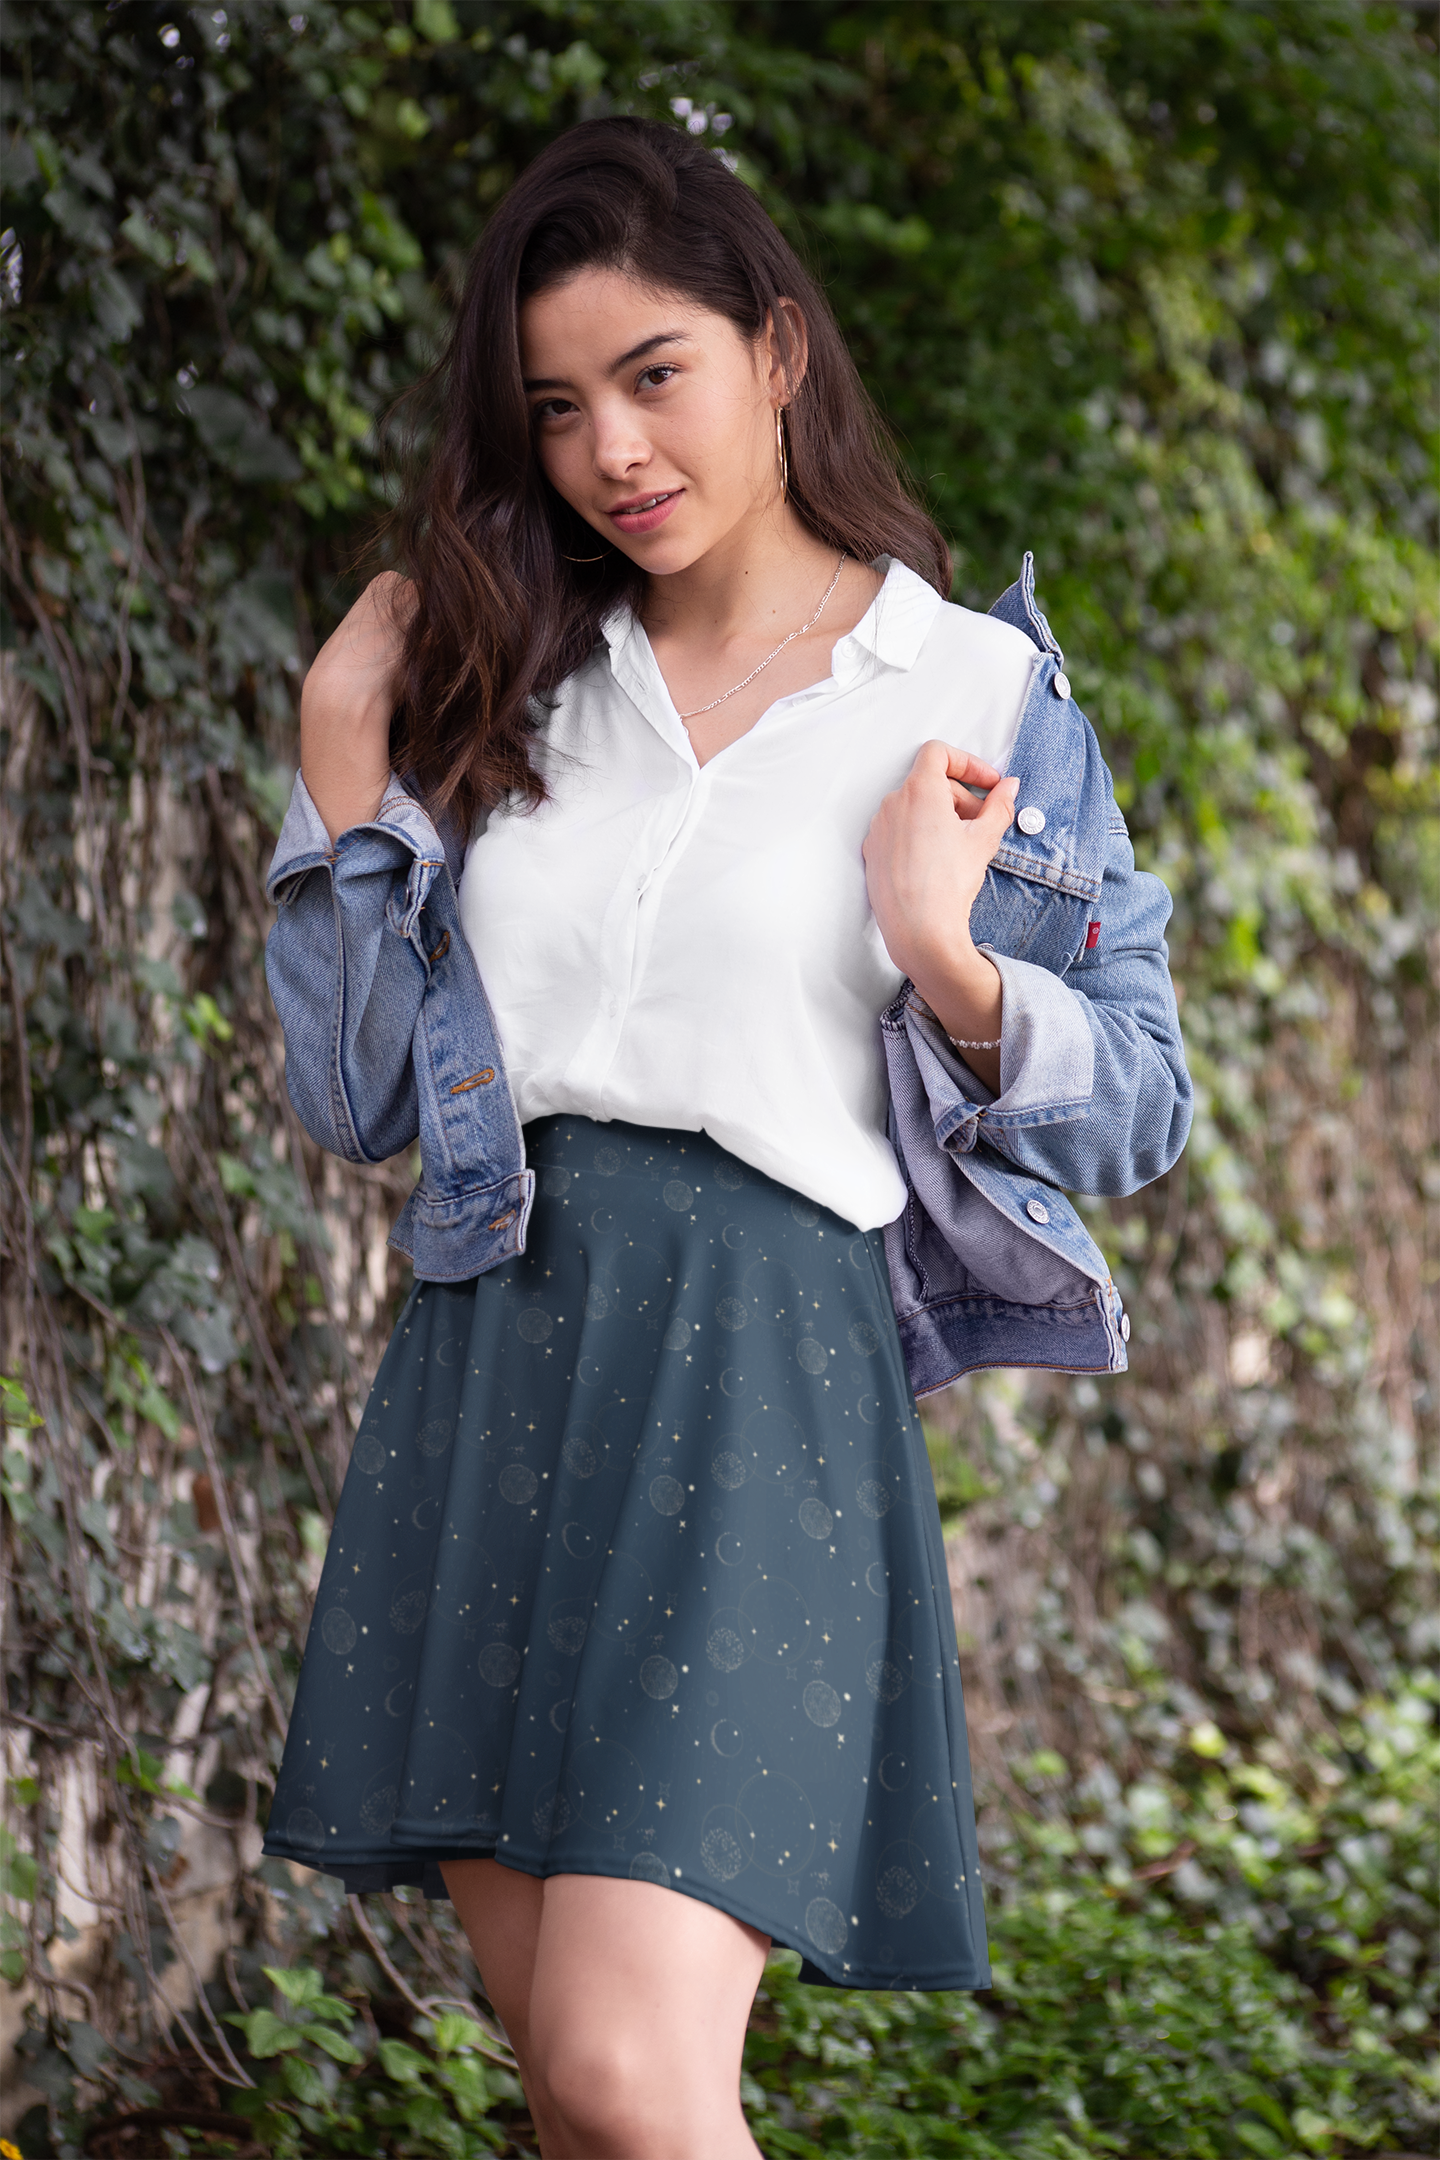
[{"x1": 677, "y1": 553, "x2": 847, "y2": 721}]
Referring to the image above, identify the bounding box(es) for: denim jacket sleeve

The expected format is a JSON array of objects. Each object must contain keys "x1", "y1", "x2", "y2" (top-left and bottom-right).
[
  {"x1": 908, "y1": 816, "x2": 1192, "y2": 1197},
  {"x1": 265, "y1": 768, "x2": 533, "y2": 1279},
  {"x1": 264, "y1": 770, "x2": 453, "y2": 1164}
]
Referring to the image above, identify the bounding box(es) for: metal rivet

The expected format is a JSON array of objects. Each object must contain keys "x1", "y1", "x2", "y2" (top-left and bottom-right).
[
  {"x1": 1017, "y1": 804, "x2": 1046, "y2": 836},
  {"x1": 1053, "y1": 669, "x2": 1072, "y2": 700},
  {"x1": 1025, "y1": 1197, "x2": 1050, "y2": 1224}
]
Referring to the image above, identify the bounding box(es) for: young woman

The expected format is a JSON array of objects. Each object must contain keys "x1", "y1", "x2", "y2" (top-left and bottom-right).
[{"x1": 261, "y1": 119, "x2": 1191, "y2": 2158}]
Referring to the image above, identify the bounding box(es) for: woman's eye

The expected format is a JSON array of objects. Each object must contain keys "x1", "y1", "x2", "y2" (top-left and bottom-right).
[
  {"x1": 639, "y1": 365, "x2": 678, "y2": 390},
  {"x1": 534, "y1": 398, "x2": 575, "y2": 422}
]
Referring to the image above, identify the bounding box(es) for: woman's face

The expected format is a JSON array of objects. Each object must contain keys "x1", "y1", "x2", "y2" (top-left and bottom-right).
[{"x1": 520, "y1": 267, "x2": 790, "y2": 576}]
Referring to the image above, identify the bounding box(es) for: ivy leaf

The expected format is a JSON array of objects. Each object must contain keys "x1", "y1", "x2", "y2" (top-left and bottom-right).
[
  {"x1": 279, "y1": 2053, "x2": 329, "y2": 2105},
  {"x1": 264, "y1": 1963, "x2": 324, "y2": 2007},
  {"x1": 303, "y1": 2022, "x2": 365, "y2": 2063},
  {"x1": 376, "y1": 2038, "x2": 429, "y2": 2083},
  {"x1": 430, "y1": 2010, "x2": 488, "y2": 2055},
  {"x1": 413, "y1": 0, "x2": 459, "y2": 43},
  {"x1": 0, "y1": 1834, "x2": 38, "y2": 1904},
  {"x1": 119, "y1": 207, "x2": 175, "y2": 267},
  {"x1": 232, "y1": 2007, "x2": 304, "y2": 2057},
  {"x1": 114, "y1": 1750, "x2": 198, "y2": 1801},
  {"x1": 182, "y1": 387, "x2": 302, "y2": 484},
  {"x1": 0, "y1": 1378, "x2": 44, "y2": 1433}
]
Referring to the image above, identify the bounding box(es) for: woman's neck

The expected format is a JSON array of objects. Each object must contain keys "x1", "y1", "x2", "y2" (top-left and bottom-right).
[
  {"x1": 638, "y1": 503, "x2": 845, "y2": 648},
  {"x1": 636, "y1": 510, "x2": 885, "y2": 766}
]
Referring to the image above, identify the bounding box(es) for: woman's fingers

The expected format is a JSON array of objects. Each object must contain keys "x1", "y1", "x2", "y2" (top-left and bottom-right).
[
  {"x1": 912, "y1": 740, "x2": 1008, "y2": 820},
  {"x1": 972, "y1": 773, "x2": 1020, "y2": 852},
  {"x1": 911, "y1": 740, "x2": 1000, "y2": 786},
  {"x1": 943, "y1": 744, "x2": 1002, "y2": 788}
]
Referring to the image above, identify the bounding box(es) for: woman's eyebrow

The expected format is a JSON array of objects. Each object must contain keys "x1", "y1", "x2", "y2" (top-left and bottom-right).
[
  {"x1": 523, "y1": 329, "x2": 692, "y2": 393},
  {"x1": 607, "y1": 329, "x2": 692, "y2": 375}
]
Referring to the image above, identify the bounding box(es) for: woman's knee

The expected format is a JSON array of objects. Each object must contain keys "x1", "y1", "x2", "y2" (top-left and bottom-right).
[{"x1": 536, "y1": 2024, "x2": 669, "y2": 2146}]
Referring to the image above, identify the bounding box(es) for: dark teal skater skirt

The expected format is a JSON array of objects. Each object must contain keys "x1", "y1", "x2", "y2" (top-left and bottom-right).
[{"x1": 263, "y1": 1117, "x2": 990, "y2": 1991}]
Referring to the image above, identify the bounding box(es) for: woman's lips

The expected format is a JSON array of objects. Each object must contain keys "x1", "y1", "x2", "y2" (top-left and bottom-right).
[{"x1": 606, "y1": 489, "x2": 683, "y2": 535}]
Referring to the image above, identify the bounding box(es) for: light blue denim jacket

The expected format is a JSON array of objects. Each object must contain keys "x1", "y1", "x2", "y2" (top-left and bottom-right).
[{"x1": 265, "y1": 556, "x2": 1192, "y2": 1396}]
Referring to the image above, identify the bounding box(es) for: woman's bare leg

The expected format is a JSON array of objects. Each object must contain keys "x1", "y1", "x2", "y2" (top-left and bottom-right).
[
  {"x1": 528, "y1": 1874, "x2": 768, "y2": 2159},
  {"x1": 442, "y1": 1861, "x2": 768, "y2": 2158},
  {"x1": 441, "y1": 1858, "x2": 565, "y2": 2149}
]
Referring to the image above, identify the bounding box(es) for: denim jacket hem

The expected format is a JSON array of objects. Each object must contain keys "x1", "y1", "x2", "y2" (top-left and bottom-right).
[{"x1": 898, "y1": 1281, "x2": 1127, "y2": 1399}]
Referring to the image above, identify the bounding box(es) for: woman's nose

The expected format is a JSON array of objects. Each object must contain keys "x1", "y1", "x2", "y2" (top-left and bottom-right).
[{"x1": 590, "y1": 406, "x2": 651, "y2": 480}]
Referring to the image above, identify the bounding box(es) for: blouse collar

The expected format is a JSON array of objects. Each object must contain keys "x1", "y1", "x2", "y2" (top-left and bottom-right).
[{"x1": 599, "y1": 553, "x2": 943, "y2": 701}]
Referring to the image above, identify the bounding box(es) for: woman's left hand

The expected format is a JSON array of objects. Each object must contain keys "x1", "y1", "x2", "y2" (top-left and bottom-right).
[{"x1": 862, "y1": 741, "x2": 1019, "y2": 1084}]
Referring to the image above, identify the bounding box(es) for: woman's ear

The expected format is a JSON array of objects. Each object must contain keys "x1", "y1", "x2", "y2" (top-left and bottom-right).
[{"x1": 764, "y1": 297, "x2": 810, "y2": 406}]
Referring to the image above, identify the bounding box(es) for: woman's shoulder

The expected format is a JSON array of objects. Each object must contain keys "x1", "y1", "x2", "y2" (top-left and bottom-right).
[
  {"x1": 874, "y1": 557, "x2": 1036, "y2": 670},
  {"x1": 898, "y1": 576, "x2": 1039, "y2": 744},
  {"x1": 927, "y1": 587, "x2": 1040, "y2": 671}
]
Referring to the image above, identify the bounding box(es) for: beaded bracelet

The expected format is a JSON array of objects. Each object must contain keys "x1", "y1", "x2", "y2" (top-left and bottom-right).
[{"x1": 948, "y1": 1035, "x2": 1002, "y2": 1050}]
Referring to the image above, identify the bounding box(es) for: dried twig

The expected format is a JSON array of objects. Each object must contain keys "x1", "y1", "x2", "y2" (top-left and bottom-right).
[
  {"x1": 145, "y1": 1861, "x2": 257, "y2": 2088},
  {"x1": 159, "y1": 1325, "x2": 289, "y2": 1734},
  {"x1": 346, "y1": 1896, "x2": 515, "y2": 2067}
]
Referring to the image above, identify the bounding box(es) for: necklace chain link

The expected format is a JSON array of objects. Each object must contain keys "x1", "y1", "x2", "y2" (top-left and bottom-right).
[{"x1": 678, "y1": 554, "x2": 847, "y2": 722}]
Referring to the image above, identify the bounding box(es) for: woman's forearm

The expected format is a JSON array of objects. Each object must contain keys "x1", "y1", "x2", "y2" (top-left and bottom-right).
[
  {"x1": 906, "y1": 935, "x2": 1004, "y2": 1095},
  {"x1": 298, "y1": 572, "x2": 413, "y2": 845},
  {"x1": 300, "y1": 684, "x2": 393, "y2": 845}
]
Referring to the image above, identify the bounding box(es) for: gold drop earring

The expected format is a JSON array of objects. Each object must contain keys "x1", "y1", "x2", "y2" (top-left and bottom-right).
[{"x1": 775, "y1": 404, "x2": 790, "y2": 503}]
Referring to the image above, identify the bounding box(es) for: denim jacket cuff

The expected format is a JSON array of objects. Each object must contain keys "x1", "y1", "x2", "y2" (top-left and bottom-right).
[
  {"x1": 904, "y1": 946, "x2": 1095, "y2": 1152},
  {"x1": 983, "y1": 946, "x2": 1095, "y2": 1122},
  {"x1": 265, "y1": 770, "x2": 448, "y2": 906}
]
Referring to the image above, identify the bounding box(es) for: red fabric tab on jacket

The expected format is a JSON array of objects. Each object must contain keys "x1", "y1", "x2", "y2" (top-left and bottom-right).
[{"x1": 1086, "y1": 920, "x2": 1101, "y2": 950}]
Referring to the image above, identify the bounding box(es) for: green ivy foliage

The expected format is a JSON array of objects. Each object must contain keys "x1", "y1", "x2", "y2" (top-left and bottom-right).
[{"x1": 0, "y1": 1, "x2": 1435, "y2": 2152}]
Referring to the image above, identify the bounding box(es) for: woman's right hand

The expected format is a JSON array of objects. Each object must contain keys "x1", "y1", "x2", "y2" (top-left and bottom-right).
[{"x1": 299, "y1": 572, "x2": 416, "y2": 844}]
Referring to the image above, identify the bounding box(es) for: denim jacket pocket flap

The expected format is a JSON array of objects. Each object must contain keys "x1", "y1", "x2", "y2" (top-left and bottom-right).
[{"x1": 989, "y1": 837, "x2": 1102, "y2": 904}]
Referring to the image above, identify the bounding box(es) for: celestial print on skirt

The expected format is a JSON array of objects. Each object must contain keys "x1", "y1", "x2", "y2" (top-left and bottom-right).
[{"x1": 262, "y1": 1117, "x2": 990, "y2": 1991}]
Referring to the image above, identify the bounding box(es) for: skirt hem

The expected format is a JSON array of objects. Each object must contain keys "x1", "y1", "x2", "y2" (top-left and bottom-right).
[{"x1": 261, "y1": 1837, "x2": 991, "y2": 1994}]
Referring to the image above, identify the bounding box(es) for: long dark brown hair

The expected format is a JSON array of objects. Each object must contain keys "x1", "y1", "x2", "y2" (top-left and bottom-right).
[{"x1": 387, "y1": 117, "x2": 950, "y2": 829}]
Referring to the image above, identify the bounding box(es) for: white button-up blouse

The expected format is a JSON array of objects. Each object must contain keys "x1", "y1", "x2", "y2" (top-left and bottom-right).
[{"x1": 457, "y1": 557, "x2": 1039, "y2": 1230}]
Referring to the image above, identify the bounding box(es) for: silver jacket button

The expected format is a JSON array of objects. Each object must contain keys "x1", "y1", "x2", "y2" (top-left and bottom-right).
[
  {"x1": 1120, "y1": 1311, "x2": 1131, "y2": 1342},
  {"x1": 1053, "y1": 669, "x2": 1072, "y2": 700},
  {"x1": 1016, "y1": 804, "x2": 1046, "y2": 835},
  {"x1": 1025, "y1": 1197, "x2": 1050, "y2": 1224}
]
